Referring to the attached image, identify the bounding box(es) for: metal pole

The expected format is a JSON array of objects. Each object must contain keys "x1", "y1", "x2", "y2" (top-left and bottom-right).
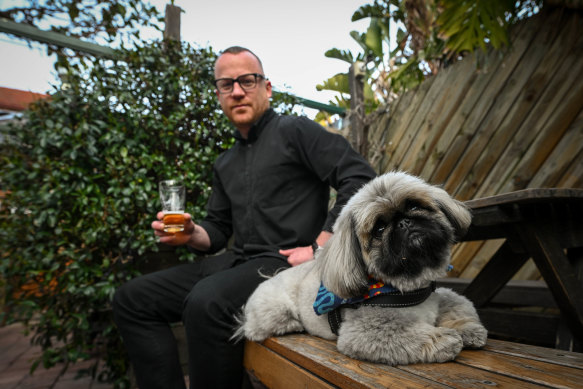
[{"x1": 0, "y1": 17, "x2": 116, "y2": 58}]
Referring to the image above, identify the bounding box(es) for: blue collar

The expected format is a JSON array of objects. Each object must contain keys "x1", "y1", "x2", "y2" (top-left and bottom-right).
[
  {"x1": 313, "y1": 278, "x2": 438, "y2": 335},
  {"x1": 313, "y1": 277, "x2": 399, "y2": 315}
]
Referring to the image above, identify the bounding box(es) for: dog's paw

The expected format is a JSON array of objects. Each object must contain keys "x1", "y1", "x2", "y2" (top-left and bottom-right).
[
  {"x1": 458, "y1": 323, "x2": 488, "y2": 349},
  {"x1": 426, "y1": 327, "x2": 464, "y2": 363},
  {"x1": 336, "y1": 322, "x2": 463, "y2": 365}
]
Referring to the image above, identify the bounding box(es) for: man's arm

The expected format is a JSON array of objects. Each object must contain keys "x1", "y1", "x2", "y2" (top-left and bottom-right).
[
  {"x1": 279, "y1": 230, "x2": 333, "y2": 266},
  {"x1": 278, "y1": 118, "x2": 375, "y2": 266}
]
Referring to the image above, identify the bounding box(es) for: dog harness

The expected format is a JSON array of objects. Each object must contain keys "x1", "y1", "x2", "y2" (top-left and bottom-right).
[{"x1": 313, "y1": 277, "x2": 437, "y2": 335}]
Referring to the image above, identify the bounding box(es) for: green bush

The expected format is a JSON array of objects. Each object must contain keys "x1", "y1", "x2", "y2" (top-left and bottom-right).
[{"x1": 0, "y1": 40, "x2": 296, "y2": 386}]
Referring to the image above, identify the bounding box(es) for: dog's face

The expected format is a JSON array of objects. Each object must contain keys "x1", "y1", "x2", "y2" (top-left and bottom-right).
[{"x1": 317, "y1": 172, "x2": 471, "y2": 298}]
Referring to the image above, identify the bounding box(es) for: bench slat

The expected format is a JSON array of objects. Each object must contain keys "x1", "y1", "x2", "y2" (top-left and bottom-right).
[
  {"x1": 252, "y1": 335, "x2": 452, "y2": 388},
  {"x1": 396, "y1": 358, "x2": 544, "y2": 388},
  {"x1": 246, "y1": 334, "x2": 583, "y2": 389},
  {"x1": 455, "y1": 349, "x2": 583, "y2": 388},
  {"x1": 244, "y1": 341, "x2": 334, "y2": 389},
  {"x1": 484, "y1": 338, "x2": 583, "y2": 370}
]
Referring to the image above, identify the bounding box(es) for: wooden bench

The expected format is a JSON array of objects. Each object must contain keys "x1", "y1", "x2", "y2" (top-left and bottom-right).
[
  {"x1": 461, "y1": 188, "x2": 583, "y2": 350},
  {"x1": 243, "y1": 334, "x2": 583, "y2": 388}
]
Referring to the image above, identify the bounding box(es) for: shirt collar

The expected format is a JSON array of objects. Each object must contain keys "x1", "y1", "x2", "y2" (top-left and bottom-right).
[{"x1": 233, "y1": 108, "x2": 276, "y2": 143}]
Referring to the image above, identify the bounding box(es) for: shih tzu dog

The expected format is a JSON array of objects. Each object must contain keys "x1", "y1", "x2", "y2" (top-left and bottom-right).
[{"x1": 234, "y1": 171, "x2": 487, "y2": 365}]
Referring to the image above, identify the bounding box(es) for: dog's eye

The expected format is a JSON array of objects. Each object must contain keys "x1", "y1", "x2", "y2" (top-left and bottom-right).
[
  {"x1": 372, "y1": 220, "x2": 387, "y2": 239},
  {"x1": 405, "y1": 200, "x2": 428, "y2": 213}
]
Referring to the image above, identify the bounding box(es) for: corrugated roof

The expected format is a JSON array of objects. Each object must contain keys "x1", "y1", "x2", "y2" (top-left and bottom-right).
[{"x1": 0, "y1": 86, "x2": 48, "y2": 112}]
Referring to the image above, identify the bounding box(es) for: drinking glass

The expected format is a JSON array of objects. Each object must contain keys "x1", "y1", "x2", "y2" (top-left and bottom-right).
[{"x1": 159, "y1": 179, "x2": 185, "y2": 233}]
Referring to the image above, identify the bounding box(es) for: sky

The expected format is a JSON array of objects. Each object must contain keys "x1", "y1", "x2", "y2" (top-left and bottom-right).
[{"x1": 0, "y1": 0, "x2": 372, "y2": 118}]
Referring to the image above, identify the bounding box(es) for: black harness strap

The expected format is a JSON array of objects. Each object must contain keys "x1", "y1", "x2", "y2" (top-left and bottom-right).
[{"x1": 328, "y1": 281, "x2": 437, "y2": 335}]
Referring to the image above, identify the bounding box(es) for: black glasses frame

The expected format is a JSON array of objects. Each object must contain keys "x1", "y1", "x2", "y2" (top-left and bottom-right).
[{"x1": 214, "y1": 73, "x2": 266, "y2": 94}]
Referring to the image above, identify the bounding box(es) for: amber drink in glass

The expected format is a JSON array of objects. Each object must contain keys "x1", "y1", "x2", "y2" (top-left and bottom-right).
[{"x1": 159, "y1": 179, "x2": 185, "y2": 233}]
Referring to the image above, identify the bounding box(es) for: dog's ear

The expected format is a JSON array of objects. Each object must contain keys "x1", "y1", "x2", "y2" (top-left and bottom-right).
[
  {"x1": 317, "y1": 214, "x2": 368, "y2": 299},
  {"x1": 434, "y1": 190, "x2": 472, "y2": 241}
]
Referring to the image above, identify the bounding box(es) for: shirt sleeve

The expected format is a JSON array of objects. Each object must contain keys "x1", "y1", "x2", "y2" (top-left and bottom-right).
[
  {"x1": 287, "y1": 117, "x2": 377, "y2": 231},
  {"x1": 197, "y1": 163, "x2": 232, "y2": 253}
]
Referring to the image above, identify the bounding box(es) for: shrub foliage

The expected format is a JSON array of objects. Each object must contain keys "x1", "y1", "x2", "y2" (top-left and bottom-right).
[{"x1": 0, "y1": 40, "x2": 294, "y2": 386}]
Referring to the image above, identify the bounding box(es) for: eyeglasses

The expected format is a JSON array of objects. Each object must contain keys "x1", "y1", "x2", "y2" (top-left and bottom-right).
[{"x1": 214, "y1": 73, "x2": 267, "y2": 94}]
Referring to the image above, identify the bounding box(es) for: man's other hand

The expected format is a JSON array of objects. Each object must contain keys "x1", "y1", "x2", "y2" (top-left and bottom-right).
[{"x1": 279, "y1": 246, "x2": 314, "y2": 266}]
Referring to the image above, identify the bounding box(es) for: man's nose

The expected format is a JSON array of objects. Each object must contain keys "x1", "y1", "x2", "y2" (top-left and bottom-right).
[{"x1": 231, "y1": 81, "x2": 246, "y2": 96}]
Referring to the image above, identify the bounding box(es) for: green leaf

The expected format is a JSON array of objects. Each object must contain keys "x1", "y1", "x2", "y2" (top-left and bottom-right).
[
  {"x1": 365, "y1": 18, "x2": 384, "y2": 58},
  {"x1": 316, "y1": 73, "x2": 350, "y2": 94},
  {"x1": 324, "y1": 48, "x2": 354, "y2": 63},
  {"x1": 352, "y1": 4, "x2": 384, "y2": 21}
]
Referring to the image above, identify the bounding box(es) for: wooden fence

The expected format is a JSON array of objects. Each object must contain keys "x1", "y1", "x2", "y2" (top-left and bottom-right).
[{"x1": 364, "y1": 7, "x2": 583, "y2": 280}]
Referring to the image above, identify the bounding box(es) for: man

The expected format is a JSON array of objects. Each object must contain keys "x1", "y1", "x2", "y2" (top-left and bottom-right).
[{"x1": 112, "y1": 46, "x2": 376, "y2": 388}]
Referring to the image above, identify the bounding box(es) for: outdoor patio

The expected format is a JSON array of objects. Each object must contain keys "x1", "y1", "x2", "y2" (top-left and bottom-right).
[{"x1": 0, "y1": 323, "x2": 113, "y2": 389}]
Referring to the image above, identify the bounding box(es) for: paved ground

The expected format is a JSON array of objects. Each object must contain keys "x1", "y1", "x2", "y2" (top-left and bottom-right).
[{"x1": 0, "y1": 323, "x2": 113, "y2": 389}]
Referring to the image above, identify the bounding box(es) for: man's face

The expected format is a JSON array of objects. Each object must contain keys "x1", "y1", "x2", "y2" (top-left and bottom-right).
[{"x1": 214, "y1": 52, "x2": 272, "y2": 135}]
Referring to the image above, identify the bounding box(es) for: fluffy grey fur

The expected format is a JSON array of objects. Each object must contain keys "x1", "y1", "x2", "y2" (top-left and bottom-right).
[{"x1": 234, "y1": 172, "x2": 487, "y2": 365}]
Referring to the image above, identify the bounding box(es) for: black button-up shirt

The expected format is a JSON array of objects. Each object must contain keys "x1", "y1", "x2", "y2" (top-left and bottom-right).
[{"x1": 199, "y1": 108, "x2": 376, "y2": 255}]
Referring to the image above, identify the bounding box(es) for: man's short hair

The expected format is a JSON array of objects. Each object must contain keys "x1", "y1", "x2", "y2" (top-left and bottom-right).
[{"x1": 217, "y1": 46, "x2": 264, "y2": 73}]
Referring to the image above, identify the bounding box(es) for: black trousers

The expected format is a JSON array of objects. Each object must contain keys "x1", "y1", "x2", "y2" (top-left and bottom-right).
[{"x1": 112, "y1": 251, "x2": 289, "y2": 389}]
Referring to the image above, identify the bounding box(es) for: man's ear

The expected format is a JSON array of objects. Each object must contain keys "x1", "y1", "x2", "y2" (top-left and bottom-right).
[{"x1": 265, "y1": 80, "x2": 272, "y2": 98}]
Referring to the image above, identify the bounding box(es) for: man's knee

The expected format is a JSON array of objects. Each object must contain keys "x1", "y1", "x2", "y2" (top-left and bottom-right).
[
  {"x1": 111, "y1": 281, "x2": 132, "y2": 321},
  {"x1": 112, "y1": 276, "x2": 146, "y2": 320},
  {"x1": 182, "y1": 278, "x2": 235, "y2": 327}
]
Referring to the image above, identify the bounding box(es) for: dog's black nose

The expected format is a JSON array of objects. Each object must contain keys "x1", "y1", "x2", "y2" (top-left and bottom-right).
[{"x1": 397, "y1": 218, "x2": 411, "y2": 230}]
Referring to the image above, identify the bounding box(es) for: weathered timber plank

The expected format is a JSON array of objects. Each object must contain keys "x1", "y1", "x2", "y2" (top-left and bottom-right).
[
  {"x1": 557, "y1": 150, "x2": 583, "y2": 188},
  {"x1": 517, "y1": 222, "x2": 583, "y2": 341},
  {"x1": 500, "y1": 50, "x2": 583, "y2": 193},
  {"x1": 424, "y1": 22, "x2": 529, "y2": 184},
  {"x1": 446, "y1": 9, "x2": 565, "y2": 199},
  {"x1": 244, "y1": 341, "x2": 335, "y2": 389},
  {"x1": 459, "y1": 238, "x2": 506, "y2": 279},
  {"x1": 262, "y1": 334, "x2": 450, "y2": 388},
  {"x1": 390, "y1": 70, "x2": 453, "y2": 172},
  {"x1": 485, "y1": 338, "x2": 583, "y2": 369},
  {"x1": 512, "y1": 259, "x2": 542, "y2": 281},
  {"x1": 485, "y1": 15, "x2": 583, "y2": 195},
  {"x1": 463, "y1": 188, "x2": 583, "y2": 208},
  {"x1": 478, "y1": 308, "x2": 560, "y2": 347},
  {"x1": 437, "y1": 278, "x2": 556, "y2": 307},
  {"x1": 456, "y1": 10, "x2": 582, "y2": 200},
  {"x1": 438, "y1": 11, "x2": 547, "y2": 197},
  {"x1": 423, "y1": 48, "x2": 507, "y2": 183},
  {"x1": 400, "y1": 56, "x2": 478, "y2": 177},
  {"x1": 450, "y1": 240, "x2": 486, "y2": 277},
  {"x1": 251, "y1": 335, "x2": 583, "y2": 389},
  {"x1": 367, "y1": 108, "x2": 392, "y2": 150},
  {"x1": 397, "y1": 355, "x2": 545, "y2": 389},
  {"x1": 366, "y1": 109, "x2": 392, "y2": 172},
  {"x1": 381, "y1": 78, "x2": 435, "y2": 173},
  {"x1": 529, "y1": 109, "x2": 583, "y2": 188},
  {"x1": 455, "y1": 348, "x2": 583, "y2": 388},
  {"x1": 462, "y1": 238, "x2": 531, "y2": 307},
  {"x1": 381, "y1": 79, "x2": 434, "y2": 173}
]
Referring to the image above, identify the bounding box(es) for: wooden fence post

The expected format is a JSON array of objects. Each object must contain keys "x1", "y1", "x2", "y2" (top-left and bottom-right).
[
  {"x1": 164, "y1": 4, "x2": 182, "y2": 41},
  {"x1": 349, "y1": 61, "x2": 367, "y2": 156}
]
